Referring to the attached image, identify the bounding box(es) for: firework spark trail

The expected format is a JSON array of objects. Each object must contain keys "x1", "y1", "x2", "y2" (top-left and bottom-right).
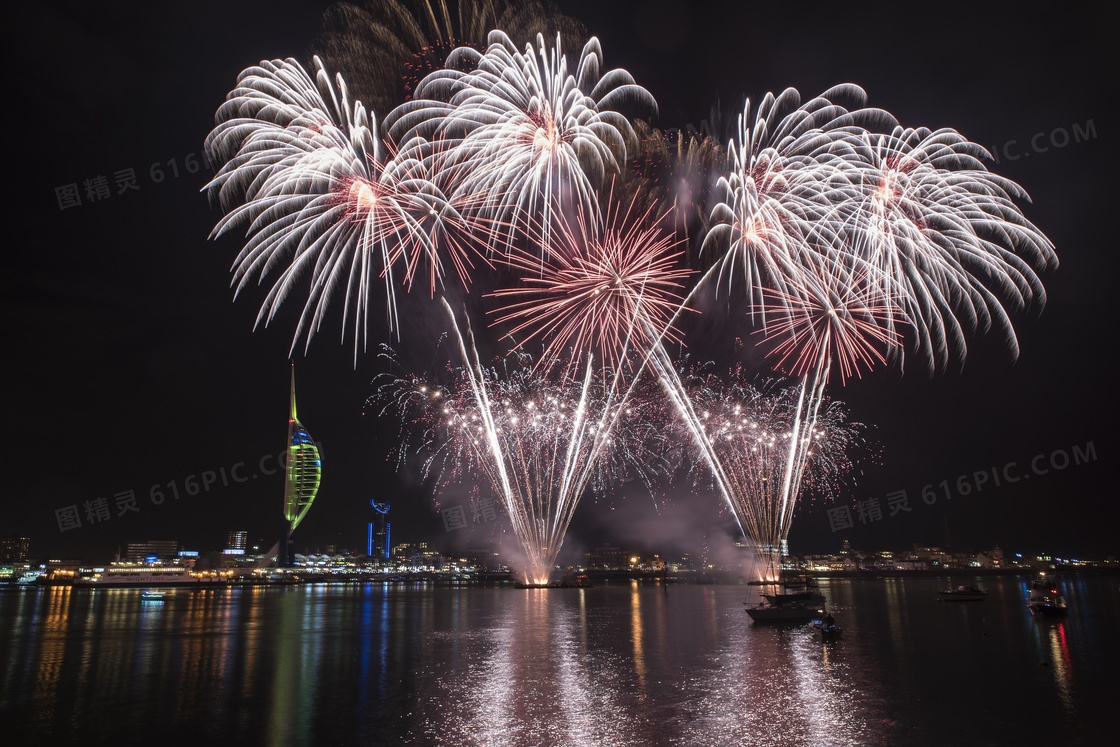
[
  {"x1": 746, "y1": 256, "x2": 901, "y2": 551},
  {"x1": 486, "y1": 228, "x2": 881, "y2": 580},
  {"x1": 387, "y1": 30, "x2": 657, "y2": 254},
  {"x1": 204, "y1": 56, "x2": 492, "y2": 360},
  {"x1": 378, "y1": 298, "x2": 663, "y2": 584},
  {"x1": 677, "y1": 369, "x2": 864, "y2": 580},
  {"x1": 482, "y1": 190, "x2": 736, "y2": 561}
]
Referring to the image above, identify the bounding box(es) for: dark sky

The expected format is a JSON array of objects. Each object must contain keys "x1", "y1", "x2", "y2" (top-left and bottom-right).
[{"x1": 6, "y1": 1, "x2": 1114, "y2": 563}]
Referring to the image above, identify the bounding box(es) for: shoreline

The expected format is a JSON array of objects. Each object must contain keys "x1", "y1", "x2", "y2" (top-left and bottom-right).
[{"x1": 5, "y1": 566, "x2": 1116, "y2": 589}]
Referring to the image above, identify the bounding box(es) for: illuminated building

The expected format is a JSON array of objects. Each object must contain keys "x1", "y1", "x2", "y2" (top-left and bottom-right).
[
  {"x1": 369, "y1": 500, "x2": 390, "y2": 559},
  {"x1": 0, "y1": 536, "x2": 31, "y2": 563},
  {"x1": 585, "y1": 544, "x2": 629, "y2": 570},
  {"x1": 125, "y1": 540, "x2": 179, "y2": 562},
  {"x1": 281, "y1": 365, "x2": 321, "y2": 565},
  {"x1": 226, "y1": 530, "x2": 247, "y2": 551}
]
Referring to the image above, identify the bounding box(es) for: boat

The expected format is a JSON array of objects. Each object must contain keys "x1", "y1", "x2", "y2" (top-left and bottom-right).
[
  {"x1": 938, "y1": 584, "x2": 988, "y2": 601},
  {"x1": 1027, "y1": 587, "x2": 1069, "y2": 617},
  {"x1": 763, "y1": 590, "x2": 824, "y2": 606},
  {"x1": 74, "y1": 565, "x2": 229, "y2": 588},
  {"x1": 514, "y1": 576, "x2": 592, "y2": 589},
  {"x1": 812, "y1": 612, "x2": 842, "y2": 641},
  {"x1": 746, "y1": 599, "x2": 822, "y2": 623},
  {"x1": 140, "y1": 591, "x2": 168, "y2": 601},
  {"x1": 746, "y1": 590, "x2": 824, "y2": 623}
]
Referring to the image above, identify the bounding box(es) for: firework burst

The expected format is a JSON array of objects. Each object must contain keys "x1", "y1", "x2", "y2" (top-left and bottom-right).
[
  {"x1": 700, "y1": 85, "x2": 884, "y2": 311},
  {"x1": 833, "y1": 125, "x2": 1058, "y2": 372},
  {"x1": 756, "y1": 255, "x2": 903, "y2": 385},
  {"x1": 691, "y1": 85, "x2": 1055, "y2": 575},
  {"x1": 309, "y1": 0, "x2": 588, "y2": 116},
  {"x1": 488, "y1": 189, "x2": 692, "y2": 376},
  {"x1": 204, "y1": 56, "x2": 489, "y2": 360},
  {"x1": 387, "y1": 30, "x2": 657, "y2": 251}
]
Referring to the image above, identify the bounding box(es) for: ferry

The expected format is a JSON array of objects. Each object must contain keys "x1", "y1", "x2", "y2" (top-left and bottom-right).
[{"x1": 75, "y1": 565, "x2": 229, "y2": 588}]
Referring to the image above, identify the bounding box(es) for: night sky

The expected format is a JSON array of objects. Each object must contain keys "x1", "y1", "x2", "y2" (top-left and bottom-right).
[{"x1": 8, "y1": 1, "x2": 1114, "y2": 563}]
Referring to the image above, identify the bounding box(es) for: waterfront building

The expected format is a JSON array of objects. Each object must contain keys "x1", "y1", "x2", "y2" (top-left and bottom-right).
[
  {"x1": 226, "y1": 531, "x2": 247, "y2": 551},
  {"x1": 585, "y1": 544, "x2": 629, "y2": 570},
  {"x1": 0, "y1": 536, "x2": 31, "y2": 563},
  {"x1": 369, "y1": 500, "x2": 390, "y2": 559},
  {"x1": 461, "y1": 549, "x2": 501, "y2": 571},
  {"x1": 125, "y1": 540, "x2": 179, "y2": 562}
]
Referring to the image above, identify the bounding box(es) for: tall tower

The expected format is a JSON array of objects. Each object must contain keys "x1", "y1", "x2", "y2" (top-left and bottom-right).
[
  {"x1": 282, "y1": 365, "x2": 321, "y2": 565},
  {"x1": 369, "y1": 500, "x2": 390, "y2": 560}
]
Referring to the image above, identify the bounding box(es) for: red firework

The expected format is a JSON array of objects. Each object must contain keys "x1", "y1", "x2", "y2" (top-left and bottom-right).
[
  {"x1": 755, "y1": 255, "x2": 903, "y2": 384},
  {"x1": 488, "y1": 192, "x2": 693, "y2": 375}
]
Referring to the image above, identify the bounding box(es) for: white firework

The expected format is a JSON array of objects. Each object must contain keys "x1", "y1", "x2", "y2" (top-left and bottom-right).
[
  {"x1": 386, "y1": 30, "x2": 657, "y2": 250},
  {"x1": 690, "y1": 84, "x2": 1056, "y2": 575},
  {"x1": 204, "y1": 56, "x2": 481, "y2": 360},
  {"x1": 833, "y1": 126, "x2": 1058, "y2": 372},
  {"x1": 701, "y1": 85, "x2": 889, "y2": 321}
]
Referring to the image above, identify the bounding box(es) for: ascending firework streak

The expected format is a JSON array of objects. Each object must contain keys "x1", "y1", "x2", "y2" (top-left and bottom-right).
[
  {"x1": 680, "y1": 370, "x2": 864, "y2": 581},
  {"x1": 380, "y1": 300, "x2": 666, "y2": 584},
  {"x1": 487, "y1": 191, "x2": 770, "y2": 576}
]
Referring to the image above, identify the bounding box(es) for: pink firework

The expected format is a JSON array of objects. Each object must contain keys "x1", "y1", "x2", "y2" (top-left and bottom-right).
[
  {"x1": 755, "y1": 256, "x2": 903, "y2": 384},
  {"x1": 488, "y1": 192, "x2": 692, "y2": 374}
]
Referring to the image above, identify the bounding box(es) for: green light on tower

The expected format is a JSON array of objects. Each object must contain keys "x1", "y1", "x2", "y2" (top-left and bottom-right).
[{"x1": 283, "y1": 365, "x2": 320, "y2": 552}]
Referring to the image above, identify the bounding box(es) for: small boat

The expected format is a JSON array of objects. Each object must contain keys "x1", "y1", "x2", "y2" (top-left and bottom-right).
[
  {"x1": 140, "y1": 591, "x2": 167, "y2": 601},
  {"x1": 1027, "y1": 587, "x2": 1068, "y2": 617},
  {"x1": 812, "y1": 613, "x2": 843, "y2": 641},
  {"x1": 938, "y1": 584, "x2": 988, "y2": 601}
]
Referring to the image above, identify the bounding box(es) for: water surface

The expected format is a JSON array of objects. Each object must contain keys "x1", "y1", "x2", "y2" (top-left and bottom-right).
[{"x1": 1, "y1": 576, "x2": 1115, "y2": 745}]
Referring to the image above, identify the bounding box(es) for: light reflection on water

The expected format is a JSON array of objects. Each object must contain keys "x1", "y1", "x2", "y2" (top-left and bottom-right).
[{"x1": 0, "y1": 577, "x2": 1117, "y2": 746}]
